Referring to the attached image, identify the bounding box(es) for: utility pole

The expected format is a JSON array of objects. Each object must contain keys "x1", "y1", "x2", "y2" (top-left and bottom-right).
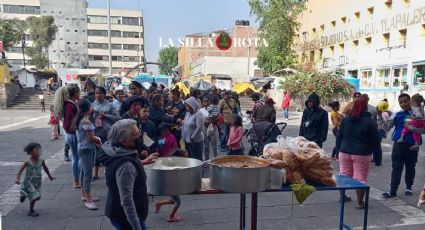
[
  {"x1": 21, "y1": 34, "x2": 28, "y2": 84},
  {"x1": 107, "y1": 0, "x2": 112, "y2": 75}
]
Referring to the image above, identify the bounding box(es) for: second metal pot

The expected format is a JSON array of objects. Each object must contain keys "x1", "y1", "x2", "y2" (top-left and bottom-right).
[
  {"x1": 209, "y1": 155, "x2": 271, "y2": 193},
  {"x1": 145, "y1": 157, "x2": 203, "y2": 195}
]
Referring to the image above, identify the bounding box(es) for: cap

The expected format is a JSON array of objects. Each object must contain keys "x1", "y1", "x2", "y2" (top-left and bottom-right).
[{"x1": 126, "y1": 96, "x2": 144, "y2": 107}]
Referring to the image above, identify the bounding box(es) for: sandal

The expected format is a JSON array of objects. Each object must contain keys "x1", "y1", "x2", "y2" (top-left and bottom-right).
[
  {"x1": 73, "y1": 182, "x2": 81, "y2": 189},
  {"x1": 382, "y1": 192, "x2": 396, "y2": 199},
  {"x1": 27, "y1": 211, "x2": 39, "y2": 217},
  {"x1": 167, "y1": 216, "x2": 182, "y2": 222}
]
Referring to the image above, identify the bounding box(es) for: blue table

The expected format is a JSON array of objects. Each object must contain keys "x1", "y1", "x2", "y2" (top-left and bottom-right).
[{"x1": 197, "y1": 175, "x2": 370, "y2": 230}]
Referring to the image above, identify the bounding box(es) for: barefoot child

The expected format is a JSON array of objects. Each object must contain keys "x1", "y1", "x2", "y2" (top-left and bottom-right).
[
  {"x1": 155, "y1": 122, "x2": 187, "y2": 222},
  {"x1": 49, "y1": 105, "x2": 60, "y2": 141},
  {"x1": 398, "y1": 94, "x2": 425, "y2": 151},
  {"x1": 16, "y1": 143, "x2": 55, "y2": 216}
]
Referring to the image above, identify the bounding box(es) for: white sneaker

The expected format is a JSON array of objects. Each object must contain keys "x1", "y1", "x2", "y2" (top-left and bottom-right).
[
  {"x1": 81, "y1": 196, "x2": 100, "y2": 202},
  {"x1": 85, "y1": 201, "x2": 98, "y2": 210}
]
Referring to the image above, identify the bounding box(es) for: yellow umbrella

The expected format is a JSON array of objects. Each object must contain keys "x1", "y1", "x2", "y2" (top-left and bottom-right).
[
  {"x1": 232, "y1": 82, "x2": 258, "y2": 94},
  {"x1": 174, "y1": 82, "x2": 190, "y2": 96}
]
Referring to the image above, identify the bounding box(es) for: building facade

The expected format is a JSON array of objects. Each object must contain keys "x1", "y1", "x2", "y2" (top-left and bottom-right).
[
  {"x1": 0, "y1": 0, "x2": 144, "y2": 75},
  {"x1": 295, "y1": 0, "x2": 425, "y2": 94},
  {"x1": 178, "y1": 21, "x2": 262, "y2": 82},
  {"x1": 40, "y1": 0, "x2": 88, "y2": 69},
  {"x1": 87, "y1": 8, "x2": 144, "y2": 75}
]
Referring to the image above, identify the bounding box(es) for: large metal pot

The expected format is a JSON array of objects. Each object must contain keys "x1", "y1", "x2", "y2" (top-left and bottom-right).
[
  {"x1": 145, "y1": 157, "x2": 203, "y2": 195},
  {"x1": 209, "y1": 155, "x2": 271, "y2": 193}
]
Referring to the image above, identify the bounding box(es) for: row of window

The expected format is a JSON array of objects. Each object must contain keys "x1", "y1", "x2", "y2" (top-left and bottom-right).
[
  {"x1": 87, "y1": 30, "x2": 142, "y2": 38},
  {"x1": 301, "y1": 0, "x2": 411, "y2": 39},
  {"x1": 1, "y1": 5, "x2": 40, "y2": 14},
  {"x1": 89, "y1": 55, "x2": 140, "y2": 62},
  {"x1": 7, "y1": 59, "x2": 34, "y2": 65},
  {"x1": 87, "y1": 16, "x2": 141, "y2": 26},
  {"x1": 358, "y1": 66, "x2": 408, "y2": 89},
  {"x1": 88, "y1": 43, "x2": 142, "y2": 50}
]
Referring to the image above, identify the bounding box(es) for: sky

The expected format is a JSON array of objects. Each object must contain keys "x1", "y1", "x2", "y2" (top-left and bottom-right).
[{"x1": 87, "y1": 0, "x2": 257, "y2": 73}]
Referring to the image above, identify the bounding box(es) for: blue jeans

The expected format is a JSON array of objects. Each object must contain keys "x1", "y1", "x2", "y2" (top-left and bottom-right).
[
  {"x1": 283, "y1": 108, "x2": 289, "y2": 119},
  {"x1": 186, "y1": 141, "x2": 204, "y2": 161},
  {"x1": 78, "y1": 149, "x2": 95, "y2": 193},
  {"x1": 110, "y1": 219, "x2": 147, "y2": 230},
  {"x1": 220, "y1": 123, "x2": 230, "y2": 150},
  {"x1": 65, "y1": 133, "x2": 80, "y2": 181}
]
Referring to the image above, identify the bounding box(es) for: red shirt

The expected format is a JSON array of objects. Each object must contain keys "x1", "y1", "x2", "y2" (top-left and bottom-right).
[
  {"x1": 282, "y1": 93, "x2": 291, "y2": 109},
  {"x1": 158, "y1": 132, "x2": 178, "y2": 157},
  {"x1": 63, "y1": 100, "x2": 77, "y2": 134}
]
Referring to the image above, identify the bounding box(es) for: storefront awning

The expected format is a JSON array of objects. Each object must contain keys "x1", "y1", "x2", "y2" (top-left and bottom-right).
[{"x1": 413, "y1": 61, "x2": 425, "y2": 66}]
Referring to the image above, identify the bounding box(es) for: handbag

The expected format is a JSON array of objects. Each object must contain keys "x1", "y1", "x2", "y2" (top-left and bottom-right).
[{"x1": 207, "y1": 123, "x2": 215, "y2": 136}]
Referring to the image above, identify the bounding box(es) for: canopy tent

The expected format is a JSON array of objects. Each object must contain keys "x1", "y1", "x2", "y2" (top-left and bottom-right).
[
  {"x1": 153, "y1": 74, "x2": 172, "y2": 87},
  {"x1": 233, "y1": 82, "x2": 259, "y2": 94},
  {"x1": 173, "y1": 82, "x2": 190, "y2": 96},
  {"x1": 194, "y1": 79, "x2": 213, "y2": 91}
]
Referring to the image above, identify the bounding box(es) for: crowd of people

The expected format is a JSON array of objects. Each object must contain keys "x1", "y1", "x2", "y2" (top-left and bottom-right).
[{"x1": 14, "y1": 80, "x2": 425, "y2": 228}]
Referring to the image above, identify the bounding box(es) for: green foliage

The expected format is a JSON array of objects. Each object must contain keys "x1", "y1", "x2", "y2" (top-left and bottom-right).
[
  {"x1": 0, "y1": 18, "x2": 26, "y2": 52},
  {"x1": 249, "y1": 0, "x2": 305, "y2": 74},
  {"x1": 279, "y1": 71, "x2": 354, "y2": 106},
  {"x1": 26, "y1": 16, "x2": 57, "y2": 69},
  {"x1": 158, "y1": 46, "x2": 178, "y2": 75}
]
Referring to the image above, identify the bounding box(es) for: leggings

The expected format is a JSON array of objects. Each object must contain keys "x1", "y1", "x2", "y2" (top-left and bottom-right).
[{"x1": 79, "y1": 149, "x2": 95, "y2": 193}]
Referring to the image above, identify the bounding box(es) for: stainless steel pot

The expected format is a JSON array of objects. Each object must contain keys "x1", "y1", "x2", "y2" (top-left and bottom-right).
[
  {"x1": 145, "y1": 157, "x2": 203, "y2": 195},
  {"x1": 209, "y1": 155, "x2": 271, "y2": 193}
]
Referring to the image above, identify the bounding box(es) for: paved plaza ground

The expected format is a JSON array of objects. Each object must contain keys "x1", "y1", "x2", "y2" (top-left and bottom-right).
[{"x1": 1, "y1": 109, "x2": 425, "y2": 230}]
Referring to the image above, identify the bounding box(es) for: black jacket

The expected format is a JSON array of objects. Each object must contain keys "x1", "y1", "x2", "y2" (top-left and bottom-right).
[
  {"x1": 299, "y1": 92, "x2": 329, "y2": 144},
  {"x1": 336, "y1": 112, "x2": 379, "y2": 156}
]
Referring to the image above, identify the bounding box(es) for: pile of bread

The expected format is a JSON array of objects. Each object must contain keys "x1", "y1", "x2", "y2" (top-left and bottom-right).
[{"x1": 263, "y1": 136, "x2": 336, "y2": 186}]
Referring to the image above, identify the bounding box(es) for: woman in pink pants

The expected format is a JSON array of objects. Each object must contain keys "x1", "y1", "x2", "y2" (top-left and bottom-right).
[{"x1": 336, "y1": 98, "x2": 380, "y2": 209}]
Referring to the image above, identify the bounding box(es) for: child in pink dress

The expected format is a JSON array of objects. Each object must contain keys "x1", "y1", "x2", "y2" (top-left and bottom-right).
[
  {"x1": 49, "y1": 105, "x2": 60, "y2": 141},
  {"x1": 398, "y1": 94, "x2": 425, "y2": 151}
]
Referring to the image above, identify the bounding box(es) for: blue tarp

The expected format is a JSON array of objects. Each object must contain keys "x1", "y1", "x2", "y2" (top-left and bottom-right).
[
  {"x1": 133, "y1": 74, "x2": 171, "y2": 87},
  {"x1": 343, "y1": 76, "x2": 360, "y2": 92}
]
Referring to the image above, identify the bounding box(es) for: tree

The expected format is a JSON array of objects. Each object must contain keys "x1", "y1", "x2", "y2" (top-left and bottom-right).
[
  {"x1": 279, "y1": 71, "x2": 354, "y2": 106},
  {"x1": 249, "y1": 0, "x2": 305, "y2": 74},
  {"x1": 158, "y1": 46, "x2": 178, "y2": 75},
  {"x1": 0, "y1": 18, "x2": 26, "y2": 59},
  {"x1": 26, "y1": 16, "x2": 57, "y2": 69}
]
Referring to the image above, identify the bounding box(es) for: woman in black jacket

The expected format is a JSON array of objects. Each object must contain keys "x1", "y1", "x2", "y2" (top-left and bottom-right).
[
  {"x1": 336, "y1": 98, "x2": 379, "y2": 209},
  {"x1": 299, "y1": 92, "x2": 329, "y2": 148}
]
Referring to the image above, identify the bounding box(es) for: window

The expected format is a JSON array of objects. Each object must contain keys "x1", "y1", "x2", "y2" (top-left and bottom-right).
[
  {"x1": 66, "y1": 42, "x2": 70, "y2": 44},
  {"x1": 392, "y1": 66, "x2": 408, "y2": 88},
  {"x1": 75, "y1": 30, "x2": 78, "y2": 32},
  {"x1": 385, "y1": 0, "x2": 392, "y2": 9},
  {"x1": 111, "y1": 30, "x2": 121, "y2": 37},
  {"x1": 309, "y1": 51, "x2": 315, "y2": 62},
  {"x1": 341, "y1": 17, "x2": 347, "y2": 23},
  {"x1": 354, "y1": 12, "x2": 360, "y2": 20},
  {"x1": 88, "y1": 30, "x2": 108, "y2": 37},
  {"x1": 360, "y1": 69, "x2": 373, "y2": 88},
  {"x1": 111, "y1": 44, "x2": 122, "y2": 49},
  {"x1": 302, "y1": 32, "x2": 308, "y2": 41},
  {"x1": 339, "y1": 43, "x2": 344, "y2": 54},
  {"x1": 111, "y1": 56, "x2": 123, "y2": 61},
  {"x1": 383, "y1": 33, "x2": 390, "y2": 47},
  {"x1": 123, "y1": 44, "x2": 139, "y2": 50},
  {"x1": 318, "y1": 49, "x2": 323, "y2": 59},
  {"x1": 123, "y1": 56, "x2": 139, "y2": 62},
  {"x1": 51, "y1": 11, "x2": 54, "y2": 14},
  {"x1": 399, "y1": 29, "x2": 407, "y2": 45},
  {"x1": 367, "y1": 7, "x2": 374, "y2": 16},
  {"x1": 331, "y1": 20, "x2": 336, "y2": 27},
  {"x1": 123, "y1": 32, "x2": 140, "y2": 38},
  {"x1": 353, "y1": 40, "x2": 359, "y2": 47},
  {"x1": 122, "y1": 17, "x2": 139, "y2": 25},
  {"x1": 312, "y1": 28, "x2": 316, "y2": 34},
  {"x1": 88, "y1": 43, "x2": 121, "y2": 49},
  {"x1": 66, "y1": 29, "x2": 70, "y2": 32},
  {"x1": 365, "y1": 37, "x2": 372, "y2": 45},
  {"x1": 75, "y1": 42, "x2": 78, "y2": 45},
  {"x1": 89, "y1": 55, "x2": 108, "y2": 61},
  {"x1": 376, "y1": 68, "x2": 391, "y2": 88},
  {"x1": 320, "y1": 24, "x2": 325, "y2": 32},
  {"x1": 87, "y1": 16, "x2": 121, "y2": 24},
  {"x1": 7, "y1": 47, "x2": 22, "y2": 53},
  {"x1": 3, "y1": 5, "x2": 40, "y2": 14},
  {"x1": 413, "y1": 63, "x2": 425, "y2": 86}
]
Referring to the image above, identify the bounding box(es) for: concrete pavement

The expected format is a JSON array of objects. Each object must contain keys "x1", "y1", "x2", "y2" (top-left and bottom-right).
[{"x1": 1, "y1": 110, "x2": 425, "y2": 230}]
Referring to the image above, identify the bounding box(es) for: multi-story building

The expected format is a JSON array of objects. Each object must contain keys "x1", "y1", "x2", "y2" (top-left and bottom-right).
[
  {"x1": 295, "y1": 0, "x2": 425, "y2": 95},
  {"x1": 40, "y1": 0, "x2": 88, "y2": 69},
  {"x1": 87, "y1": 8, "x2": 144, "y2": 75},
  {"x1": 0, "y1": 0, "x2": 145, "y2": 75},
  {"x1": 178, "y1": 20, "x2": 263, "y2": 82},
  {"x1": 0, "y1": 0, "x2": 40, "y2": 68}
]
